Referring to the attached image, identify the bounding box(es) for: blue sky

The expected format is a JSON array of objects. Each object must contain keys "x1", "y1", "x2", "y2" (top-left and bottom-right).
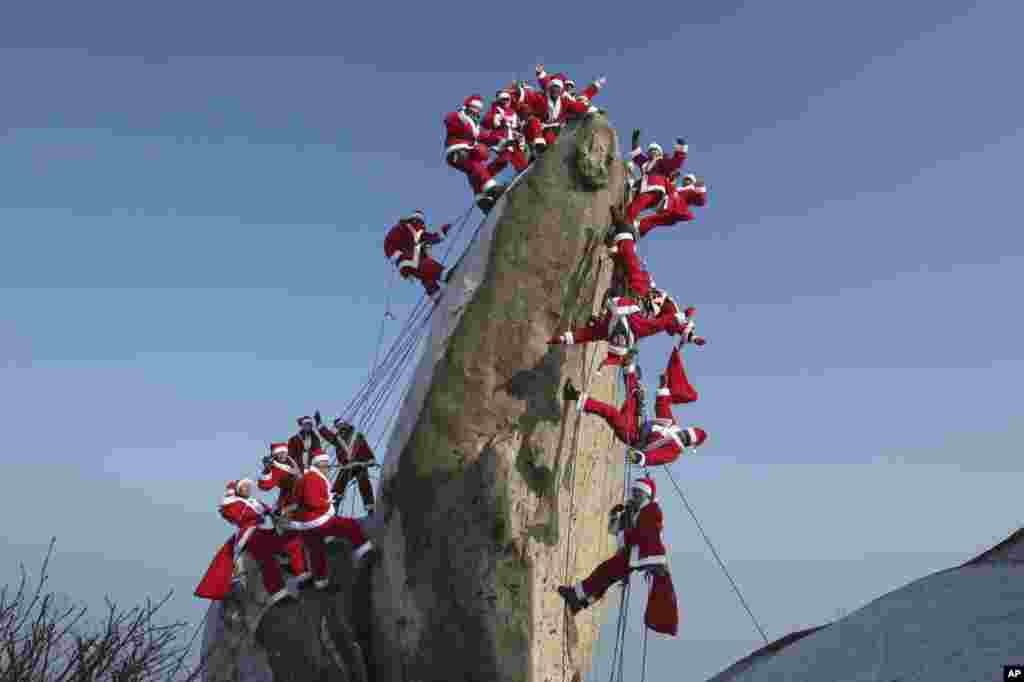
[{"x1": 2, "y1": 1, "x2": 1023, "y2": 679}]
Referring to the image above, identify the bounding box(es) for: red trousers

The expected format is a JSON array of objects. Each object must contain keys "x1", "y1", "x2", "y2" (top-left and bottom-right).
[
  {"x1": 581, "y1": 550, "x2": 630, "y2": 601},
  {"x1": 582, "y1": 369, "x2": 641, "y2": 446},
  {"x1": 525, "y1": 118, "x2": 561, "y2": 147},
  {"x1": 665, "y1": 347, "x2": 698, "y2": 404},
  {"x1": 279, "y1": 534, "x2": 308, "y2": 577},
  {"x1": 625, "y1": 191, "x2": 662, "y2": 227},
  {"x1": 244, "y1": 530, "x2": 292, "y2": 595},
  {"x1": 493, "y1": 144, "x2": 530, "y2": 174},
  {"x1": 399, "y1": 255, "x2": 444, "y2": 295},
  {"x1": 613, "y1": 238, "x2": 652, "y2": 298},
  {"x1": 299, "y1": 517, "x2": 369, "y2": 582},
  {"x1": 447, "y1": 146, "x2": 501, "y2": 197},
  {"x1": 638, "y1": 209, "x2": 692, "y2": 237}
]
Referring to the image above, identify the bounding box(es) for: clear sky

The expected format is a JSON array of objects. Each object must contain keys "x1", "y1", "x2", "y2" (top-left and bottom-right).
[{"x1": 2, "y1": 1, "x2": 1023, "y2": 679}]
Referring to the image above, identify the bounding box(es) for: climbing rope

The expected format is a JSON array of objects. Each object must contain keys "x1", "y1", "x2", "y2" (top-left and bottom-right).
[{"x1": 661, "y1": 464, "x2": 769, "y2": 644}]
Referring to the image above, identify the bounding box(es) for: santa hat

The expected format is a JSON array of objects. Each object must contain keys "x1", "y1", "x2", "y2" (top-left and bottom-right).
[
  {"x1": 632, "y1": 477, "x2": 656, "y2": 499},
  {"x1": 684, "y1": 427, "x2": 707, "y2": 448},
  {"x1": 297, "y1": 416, "x2": 313, "y2": 427},
  {"x1": 310, "y1": 449, "x2": 330, "y2": 466},
  {"x1": 464, "y1": 95, "x2": 484, "y2": 112},
  {"x1": 225, "y1": 479, "x2": 238, "y2": 494},
  {"x1": 403, "y1": 209, "x2": 425, "y2": 223},
  {"x1": 548, "y1": 76, "x2": 564, "y2": 90},
  {"x1": 270, "y1": 442, "x2": 288, "y2": 457}
]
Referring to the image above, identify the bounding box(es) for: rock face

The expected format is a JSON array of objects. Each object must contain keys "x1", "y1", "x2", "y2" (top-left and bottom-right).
[
  {"x1": 201, "y1": 114, "x2": 629, "y2": 682},
  {"x1": 369, "y1": 114, "x2": 627, "y2": 682}
]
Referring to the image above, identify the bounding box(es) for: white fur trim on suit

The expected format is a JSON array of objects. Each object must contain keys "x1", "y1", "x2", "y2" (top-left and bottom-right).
[
  {"x1": 562, "y1": 331, "x2": 574, "y2": 345},
  {"x1": 632, "y1": 479, "x2": 655, "y2": 498},
  {"x1": 271, "y1": 444, "x2": 288, "y2": 456},
  {"x1": 630, "y1": 554, "x2": 668, "y2": 569},
  {"x1": 314, "y1": 578, "x2": 329, "y2": 590},
  {"x1": 482, "y1": 177, "x2": 497, "y2": 192},
  {"x1": 445, "y1": 142, "x2": 472, "y2": 157},
  {"x1": 288, "y1": 510, "x2": 335, "y2": 531},
  {"x1": 271, "y1": 460, "x2": 297, "y2": 477},
  {"x1": 656, "y1": 387, "x2": 670, "y2": 397},
  {"x1": 613, "y1": 232, "x2": 635, "y2": 243},
  {"x1": 685, "y1": 427, "x2": 698, "y2": 446},
  {"x1": 607, "y1": 345, "x2": 628, "y2": 356},
  {"x1": 353, "y1": 541, "x2": 374, "y2": 560},
  {"x1": 576, "y1": 393, "x2": 587, "y2": 415},
  {"x1": 311, "y1": 453, "x2": 329, "y2": 466}
]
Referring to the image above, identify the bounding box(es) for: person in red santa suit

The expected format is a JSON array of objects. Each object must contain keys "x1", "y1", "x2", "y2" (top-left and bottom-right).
[
  {"x1": 314, "y1": 411, "x2": 377, "y2": 515},
  {"x1": 285, "y1": 451, "x2": 375, "y2": 591},
  {"x1": 547, "y1": 290, "x2": 704, "y2": 371},
  {"x1": 257, "y1": 442, "x2": 310, "y2": 582},
  {"x1": 535, "y1": 64, "x2": 606, "y2": 107},
  {"x1": 636, "y1": 172, "x2": 708, "y2": 238},
  {"x1": 383, "y1": 209, "x2": 451, "y2": 303},
  {"x1": 562, "y1": 347, "x2": 707, "y2": 466},
  {"x1": 444, "y1": 95, "x2": 508, "y2": 211},
  {"x1": 194, "y1": 479, "x2": 298, "y2": 606},
  {"x1": 287, "y1": 415, "x2": 323, "y2": 471},
  {"x1": 557, "y1": 477, "x2": 679, "y2": 637},
  {"x1": 623, "y1": 129, "x2": 688, "y2": 232},
  {"x1": 483, "y1": 90, "x2": 530, "y2": 176},
  {"x1": 521, "y1": 72, "x2": 595, "y2": 155},
  {"x1": 605, "y1": 205, "x2": 656, "y2": 299}
]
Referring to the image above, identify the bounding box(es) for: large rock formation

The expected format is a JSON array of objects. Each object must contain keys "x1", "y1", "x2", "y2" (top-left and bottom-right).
[
  {"x1": 202, "y1": 114, "x2": 630, "y2": 682},
  {"x1": 369, "y1": 113, "x2": 627, "y2": 682}
]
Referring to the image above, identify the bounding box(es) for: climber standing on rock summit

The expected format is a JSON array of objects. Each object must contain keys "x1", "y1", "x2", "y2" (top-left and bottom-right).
[
  {"x1": 521, "y1": 67, "x2": 599, "y2": 155},
  {"x1": 563, "y1": 347, "x2": 706, "y2": 466},
  {"x1": 558, "y1": 476, "x2": 679, "y2": 637},
  {"x1": 444, "y1": 95, "x2": 507, "y2": 212},
  {"x1": 287, "y1": 415, "x2": 322, "y2": 470},
  {"x1": 384, "y1": 209, "x2": 450, "y2": 303}
]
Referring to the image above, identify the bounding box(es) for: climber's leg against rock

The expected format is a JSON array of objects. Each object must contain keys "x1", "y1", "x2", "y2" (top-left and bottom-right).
[
  {"x1": 637, "y1": 210, "x2": 676, "y2": 238},
  {"x1": 625, "y1": 191, "x2": 661, "y2": 228},
  {"x1": 580, "y1": 550, "x2": 631, "y2": 603},
  {"x1": 611, "y1": 236, "x2": 651, "y2": 298},
  {"x1": 664, "y1": 347, "x2": 698, "y2": 404},
  {"x1": 548, "y1": 317, "x2": 610, "y2": 346}
]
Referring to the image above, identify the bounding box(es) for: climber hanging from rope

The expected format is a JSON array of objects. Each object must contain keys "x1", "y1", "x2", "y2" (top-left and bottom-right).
[
  {"x1": 607, "y1": 205, "x2": 656, "y2": 299},
  {"x1": 636, "y1": 171, "x2": 708, "y2": 238},
  {"x1": 194, "y1": 479, "x2": 302, "y2": 605},
  {"x1": 281, "y1": 450, "x2": 376, "y2": 591},
  {"x1": 557, "y1": 476, "x2": 679, "y2": 637},
  {"x1": 287, "y1": 416, "x2": 322, "y2": 470},
  {"x1": 257, "y1": 442, "x2": 310, "y2": 580},
  {"x1": 521, "y1": 69, "x2": 598, "y2": 156},
  {"x1": 563, "y1": 347, "x2": 707, "y2": 466},
  {"x1": 314, "y1": 411, "x2": 377, "y2": 515},
  {"x1": 547, "y1": 290, "x2": 703, "y2": 371},
  {"x1": 622, "y1": 129, "x2": 688, "y2": 234},
  {"x1": 484, "y1": 89, "x2": 530, "y2": 176},
  {"x1": 444, "y1": 95, "x2": 508, "y2": 212},
  {"x1": 384, "y1": 209, "x2": 452, "y2": 303}
]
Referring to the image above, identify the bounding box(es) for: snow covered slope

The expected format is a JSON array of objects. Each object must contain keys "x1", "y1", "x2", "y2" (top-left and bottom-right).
[{"x1": 708, "y1": 529, "x2": 1024, "y2": 681}]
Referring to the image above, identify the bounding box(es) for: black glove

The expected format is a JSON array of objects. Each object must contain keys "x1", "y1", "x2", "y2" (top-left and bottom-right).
[
  {"x1": 631, "y1": 129, "x2": 641, "y2": 149},
  {"x1": 610, "y1": 503, "x2": 626, "y2": 516},
  {"x1": 262, "y1": 455, "x2": 273, "y2": 468},
  {"x1": 314, "y1": 410, "x2": 322, "y2": 427}
]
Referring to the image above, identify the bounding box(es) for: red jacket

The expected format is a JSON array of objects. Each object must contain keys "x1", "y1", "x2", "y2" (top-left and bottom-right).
[
  {"x1": 257, "y1": 459, "x2": 301, "y2": 514},
  {"x1": 443, "y1": 110, "x2": 503, "y2": 158},
  {"x1": 219, "y1": 494, "x2": 271, "y2": 556},
  {"x1": 318, "y1": 426, "x2": 376, "y2": 464},
  {"x1": 522, "y1": 89, "x2": 591, "y2": 129},
  {"x1": 483, "y1": 103, "x2": 524, "y2": 143},
  {"x1": 383, "y1": 220, "x2": 445, "y2": 266},
  {"x1": 289, "y1": 468, "x2": 334, "y2": 530},
  {"x1": 629, "y1": 146, "x2": 687, "y2": 196},
  {"x1": 536, "y1": 69, "x2": 602, "y2": 104},
  {"x1": 287, "y1": 431, "x2": 321, "y2": 471},
  {"x1": 665, "y1": 182, "x2": 708, "y2": 216},
  {"x1": 615, "y1": 499, "x2": 667, "y2": 569}
]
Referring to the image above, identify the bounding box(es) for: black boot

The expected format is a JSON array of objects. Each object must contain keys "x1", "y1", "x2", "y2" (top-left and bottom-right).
[
  {"x1": 563, "y1": 380, "x2": 580, "y2": 403},
  {"x1": 558, "y1": 586, "x2": 586, "y2": 614}
]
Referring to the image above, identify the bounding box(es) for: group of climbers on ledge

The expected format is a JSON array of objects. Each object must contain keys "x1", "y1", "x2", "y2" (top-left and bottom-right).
[{"x1": 195, "y1": 413, "x2": 379, "y2": 606}]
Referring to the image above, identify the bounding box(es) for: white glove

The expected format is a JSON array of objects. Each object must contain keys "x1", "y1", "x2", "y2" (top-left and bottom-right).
[{"x1": 594, "y1": 76, "x2": 607, "y2": 89}]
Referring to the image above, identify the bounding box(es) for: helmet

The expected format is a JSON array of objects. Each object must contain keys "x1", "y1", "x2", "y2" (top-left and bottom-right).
[
  {"x1": 647, "y1": 143, "x2": 663, "y2": 156},
  {"x1": 565, "y1": 79, "x2": 577, "y2": 91},
  {"x1": 496, "y1": 90, "x2": 512, "y2": 103}
]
